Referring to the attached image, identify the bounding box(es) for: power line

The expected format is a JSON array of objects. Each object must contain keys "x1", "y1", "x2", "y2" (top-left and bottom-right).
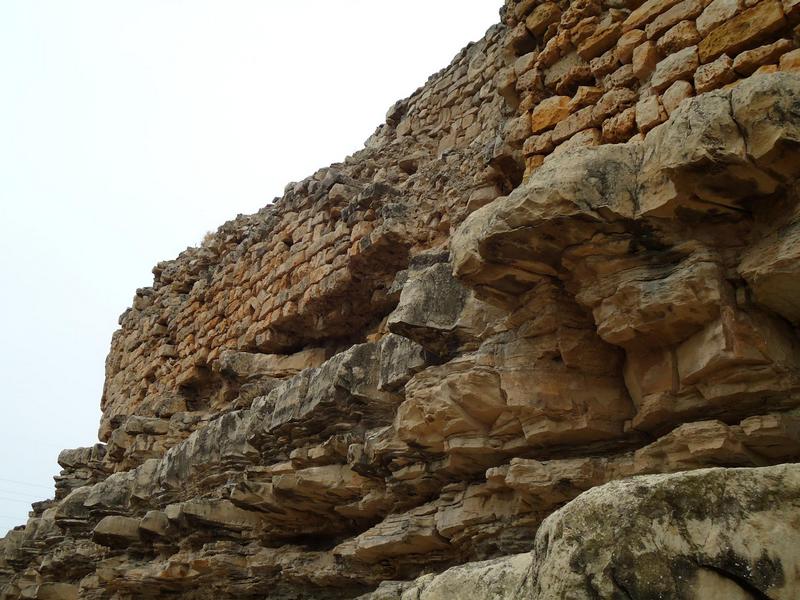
[
  {"x1": 0, "y1": 497, "x2": 35, "y2": 505},
  {"x1": 0, "y1": 489, "x2": 44, "y2": 499},
  {"x1": 0, "y1": 478, "x2": 52, "y2": 490}
]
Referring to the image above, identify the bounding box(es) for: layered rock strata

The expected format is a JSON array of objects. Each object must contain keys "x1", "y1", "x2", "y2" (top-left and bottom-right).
[{"x1": 3, "y1": 1, "x2": 800, "y2": 598}]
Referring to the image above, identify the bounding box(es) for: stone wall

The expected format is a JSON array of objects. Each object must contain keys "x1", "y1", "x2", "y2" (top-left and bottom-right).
[
  {"x1": 3, "y1": 1, "x2": 800, "y2": 599},
  {"x1": 98, "y1": 24, "x2": 511, "y2": 471},
  {"x1": 499, "y1": 0, "x2": 800, "y2": 176}
]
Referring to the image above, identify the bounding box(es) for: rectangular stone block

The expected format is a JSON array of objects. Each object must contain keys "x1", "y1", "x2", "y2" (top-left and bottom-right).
[
  {"x1": 651, "y1": 45, "x2": 700, "y2": 92},
  {"x1": 699, "y1": 0, "x2": 787, "y2": 63}
]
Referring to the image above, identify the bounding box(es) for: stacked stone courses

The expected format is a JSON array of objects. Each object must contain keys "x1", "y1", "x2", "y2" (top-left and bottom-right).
[{"x1": 3, "y1": 1, "x2": 800, "y2": 598}]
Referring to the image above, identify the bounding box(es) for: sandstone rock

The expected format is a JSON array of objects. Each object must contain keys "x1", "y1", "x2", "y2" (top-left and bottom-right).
[
  {"x1": 734, "y1": 38, "x2": 794, "y2": 74},
  {"x1": 358, "y1": 554, "x2": 532, "y2": 600},
  {"x1": 530, "y1": 465, "x2": 800, "y2": 598},
  {"x1": 525, "y1": 2, "x2": 561, "y2": 37},
  {"x1": 567, "y1": 86, "x2": 603, "y2": 112},
  {"x1": 729, "y1": 71, "x2": 800, "y2": 180},
  {"x1": 623, "y1": 0, "x2": 686, "y2": 32},
  {"x1": 529, "y1": 96, "x2": 570, "y2": 134},
  {"x1": 615, "y1": 29, "x2": 646, "y2": 64},
  {"x1": 5, "y1": 2, "x2": 800, "y2": 597},
  {"x1": 601, "y1": 106, "x2": 637, "y2": 141},
  {"x1": 361, "y1": 465, "x2": 800, "y2": 599},
  {"x1": 781, "y1": 48, "x2": 800, "y2": 69},
  {"x1": 92, "y1": 516, "x2": 141, "y2": 548},
  {"x1": 577, "y1": 21, "x2": 622, "y2": 61},
  {"x1": 387, "y1": 260, "x2": 502, "y2": 358},
  {"x1": 657, "y1": 20, "x2": 701, "y2": 55},
  {"x1": 638, "y1": 82, "x2": 781, "y2": 215},
  {"x1": 699, "y1": 0, "x2": 787, "y2": 63},
  {"x1": 694, "y1": 53, "x2": 736, "y2": 92},
  {"x1": 697, "y1": 0, "x2": 744, "y2": 36},
  {"x1": 645, "y1": 0, "x2": 705, "y2": 40},
  {"x1": 651, "y1": 44, "x2": 699, "y2": 92},
  {"x1": 635, "y1": 94, "x2": 668, "y2": 132},
  {"x1": 739, "y1": 219, "x2": 800, "y2": 323},
  {"x1": 632, "y1": 40, "x2": 661, "y2": 80},
  {"x1": 661, "y1": 79, "x2": 694, "y2": 114},
  {"x1": 550, "y1": 127, "x2": 601, "y2": 156}
]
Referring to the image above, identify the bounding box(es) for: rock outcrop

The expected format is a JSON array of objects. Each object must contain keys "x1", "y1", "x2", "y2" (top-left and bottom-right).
[
  {"x1": 3, "y1": 0, "x2": 800, "y2": 598},
  {"x1": 363, "y1": 464, "x2": 800, "y2": 599}
]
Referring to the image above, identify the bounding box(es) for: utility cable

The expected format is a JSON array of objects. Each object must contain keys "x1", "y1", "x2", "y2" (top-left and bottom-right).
[{"x1": 0, "y1": 477, "x2": 52, "y2": 490}]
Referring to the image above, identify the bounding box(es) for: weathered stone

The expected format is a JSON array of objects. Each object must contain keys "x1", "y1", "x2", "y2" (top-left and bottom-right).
[
  {"x1": 387, "y1": 261, "x2": 502, "y2": 357},
  {"x1": 635, "y1": 94, "x2": 668, "y2": 132},
  {"x1": 651, "y1": 45, "x2": 700, "y2": 91},
  {"x1": 602, "y1": 106, "x2": 637, "y2": 141},
  {"x1": 530, "y1": 465, "x2": 800, "y2": 598},
  {"x1": 529, "y1": 96, "x2": 571, "y2": 134},
  {"x1": 657, "y1": 20, "x2": 701, "y2": 55},
  {"x1": 734, "y1": 39, "x2": 794, "y2": 74},
  {"x1": 699, "y1": 0, "x2": 787, "y2": 63},
  {"x1": 632, "y1": 40, "x2": 661, "y2": 80},
  {"x1": 623, "y1": 0, "x2": 686, "y2": 32},
  {"x1": 92, "y1": 516, "x2": 141, "y2": 548},
  {"x1": 567, "y1": 86, "x2": 604, "y2": 112},
  {"x1": 5, "y1": 4, "x2": 800, "y2": 598},
  {"x1": 589, "y1": 50, "x2": 619, "y2": 78},
  {"x1": 577, "y1": 21, "x2": 622, "y2": 61},
  {"x1": 740, "y1": 219, "x2": 800, "y2": 323},
  {"x1": 695, "y1": 53, "x2": 737, "y2": 92},
  {"x1": 525, "y1": 2, "x2": 562, "y2": 37},
  {"x1": 729, "y1": 71, "x2": 800, "y2": 180},
  {"x1": 615, "y1": 29, "x2": 647, "y2": 64},
  {"x1": 661, "y1": 79, "x2": 694, "y2": 114},
  {"x1": 638, "y1": 80, "x2": 782, "y2": 215},
  {"x1": 697, "y1": 0, "x2": 744, "y2": 36},
  {"x1": 361, "y1": 465, "x2": 800, "y2": 600},
  {"x1": 645, "y1": 0, "x2": 705, "y2": 40},
  {"x1": 550, "y1": 106, "x2": 599, "y2": 144}
]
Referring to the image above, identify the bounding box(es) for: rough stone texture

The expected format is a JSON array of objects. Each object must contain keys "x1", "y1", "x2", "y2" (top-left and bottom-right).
[
  {"x1": 364, "y1": 464, "x2": 800, "y2": 600},
  {"x1": 4, "y1": 2, "x2": 800, "y2": 599}
]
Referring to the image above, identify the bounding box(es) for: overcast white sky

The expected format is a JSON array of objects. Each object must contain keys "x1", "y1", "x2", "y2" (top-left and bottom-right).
[{"x1": 0, "y1": 1, "x2": 499, "y2": 532}]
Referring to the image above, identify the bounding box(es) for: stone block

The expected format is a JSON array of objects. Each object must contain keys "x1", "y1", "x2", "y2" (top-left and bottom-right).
[
  {"x1": 697, "y1": 0, "x2": 744, "y2": 36},
  {"x1": 624, "y1": 0, "x2": 685, "y2": 32},
  {"x1": 661, "y1": 79, "x2": 694, "y2": 114},
  {"x1": 645, "y1": 0, "x2": 705, "y2": 40},
  {"x1": 694, "y1": 54, "x2": 736, "y2": 92},
  {"x1": 734, "y1": 39, "x2": 795, "y2": 74},
  {"x1": 602, "y1": 106, "x2": 638, "y2": 142},
  {"x1": 651, "y1": 45, "x2": 699, "y2": 92},
  {"x1": 657, "y1": 20, "x2": 701, "y2": 55},
  {"x1": 616, "y1": 29, "x2": 647, "y2": 64},
  {"x1": 530, "y1": 96, "x2": 571, "y2": 133},
  {"x1": 636, "y1": 95, "x2": 668, "y2": 133},
  {"x1": 780, "y1": 47, "x2": 800, "y2": 69},
  {"x1": 578, "y1": 21, "x2": 623, "y2": 60},
  {"x1": 632, "y1": 41, "x2": 661, "y2": 80},
  {"x1": 699, "y1": 0, "x2": 787, "y2": 64},
  {"x1": 526, "y1": 2, "x2": 562, "y2": 37}
]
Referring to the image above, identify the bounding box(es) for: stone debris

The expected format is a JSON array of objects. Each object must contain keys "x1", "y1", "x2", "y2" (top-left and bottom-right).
[{"x1": 3, "y1": 1, "x2": 800, "y2": 598}]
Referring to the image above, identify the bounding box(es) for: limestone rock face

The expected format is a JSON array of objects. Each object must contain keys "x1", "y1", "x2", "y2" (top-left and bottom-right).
[
  {"x1": 359, "y1": 464, "x2": 800, "y2": 600},
  {"x1": 530, "y1": 465, "x2": 800, "y2": 599},
  {"x1": 4, "y1": 1, "x2": 800, "y2": 598}
]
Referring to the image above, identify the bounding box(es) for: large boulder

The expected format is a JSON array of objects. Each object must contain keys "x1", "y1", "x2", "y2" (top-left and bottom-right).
[{"x1": 359, "y1": 463, "x2": 800, "y2": 599}]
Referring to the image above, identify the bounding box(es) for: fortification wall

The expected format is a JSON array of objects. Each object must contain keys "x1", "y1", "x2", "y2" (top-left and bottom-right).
[{"x1": 3, "y1": 1, "x2": 800, "y2": 598}]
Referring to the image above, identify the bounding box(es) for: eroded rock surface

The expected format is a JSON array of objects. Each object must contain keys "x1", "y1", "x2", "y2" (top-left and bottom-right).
[
  {"x1": 360, "y1": 464, "x2": 800, "y2": 600},
  {"x1": 3, "y1": 1, "x2": 800, "y2": 598}
]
